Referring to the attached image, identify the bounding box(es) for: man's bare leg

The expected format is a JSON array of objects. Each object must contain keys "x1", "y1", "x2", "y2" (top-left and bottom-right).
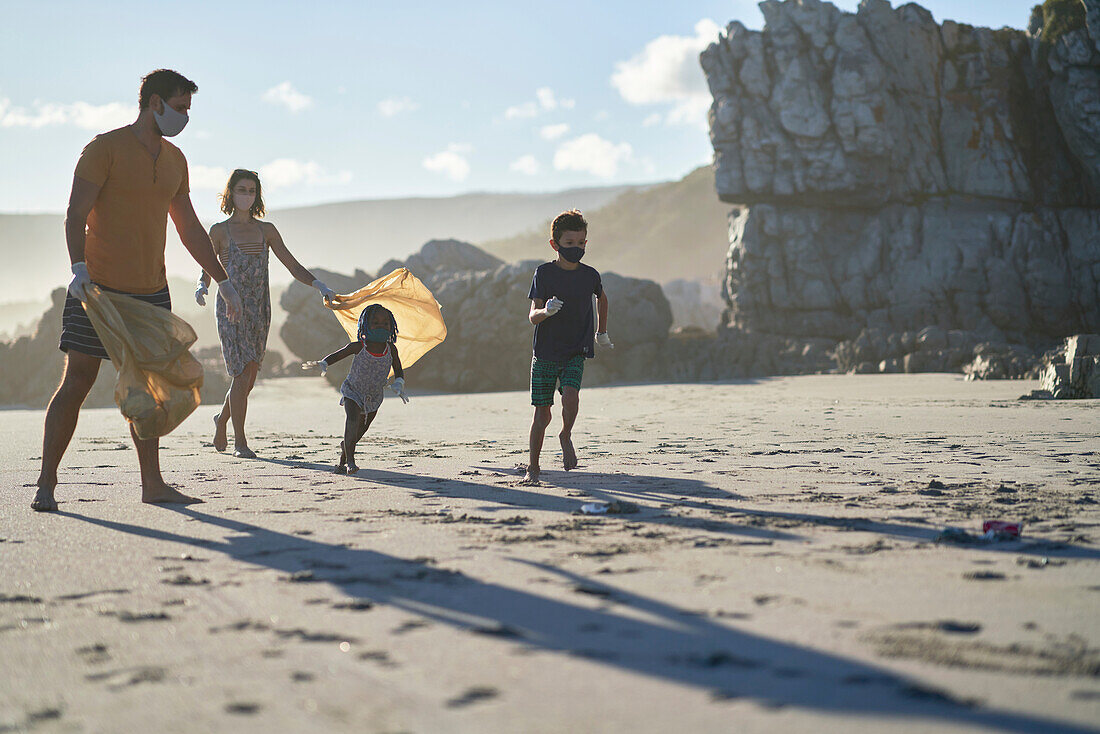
[
  {"x1": 134, "y1": 424, "x2": 200, "y2": 504},
  {"x1": 33, "y1": 351, "x2": 101, "y2": 511},
  {"x1": 559, "y1": 387, "x2": 579, "y2": 470},
  {"x1": 524, "y1": 405, "x2": 552, "y2": 483}
]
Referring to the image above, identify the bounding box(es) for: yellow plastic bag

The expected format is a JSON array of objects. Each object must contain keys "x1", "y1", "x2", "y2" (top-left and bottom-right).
[
  {"x1": 82, "y1": 285, "x2": 203, "y2": 439},
  {"x1": 325, "y1": 268, "x2": 446, "y2": 373}
]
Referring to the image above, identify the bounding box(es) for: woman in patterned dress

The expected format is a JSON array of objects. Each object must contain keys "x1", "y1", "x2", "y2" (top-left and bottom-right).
[{"x1": 196, "y1": 169, "x2": 336, "y2": 458}]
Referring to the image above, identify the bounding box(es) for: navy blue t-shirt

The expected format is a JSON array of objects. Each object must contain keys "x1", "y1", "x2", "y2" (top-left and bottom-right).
[{"x1": 528, "y1": 261, "x2": 603, "y2": 361}]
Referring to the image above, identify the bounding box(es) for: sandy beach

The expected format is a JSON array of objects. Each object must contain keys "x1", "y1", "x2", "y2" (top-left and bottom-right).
[{"x1": 2, "y1": 374, "x2": 1098, "y2": 733}]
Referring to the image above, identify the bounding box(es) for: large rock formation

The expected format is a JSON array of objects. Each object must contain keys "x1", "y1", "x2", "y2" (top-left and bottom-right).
[{"x1": 702, "y1": 0, "x2": 1100, "y2": 371}]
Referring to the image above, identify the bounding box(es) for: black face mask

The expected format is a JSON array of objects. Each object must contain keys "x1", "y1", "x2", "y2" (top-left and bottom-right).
[{"x1": 557, "y1": 246, "x2": 585, "y2": 263}]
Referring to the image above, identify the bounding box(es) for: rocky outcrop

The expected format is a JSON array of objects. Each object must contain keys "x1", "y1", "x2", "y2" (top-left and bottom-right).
[
  {"x1": 662, "y1": 278, "x2": 726, "y2": 331},
  {"x1": 1036, "y1": 333, "x2": 1100, "y2": 397},
  {"x1": 702, "y1": 0, "x2": 1100, "y2": 373}
]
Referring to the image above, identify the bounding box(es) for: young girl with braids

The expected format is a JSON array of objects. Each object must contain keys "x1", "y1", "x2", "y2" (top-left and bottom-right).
[{"x1": 312, "y1": 304, "x2": 409, "y2": 474}]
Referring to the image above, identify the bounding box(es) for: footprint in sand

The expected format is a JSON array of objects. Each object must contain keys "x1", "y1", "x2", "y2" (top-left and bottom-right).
[{"x1": 446, "y1": 686, "x2": 499, "y2": 708}]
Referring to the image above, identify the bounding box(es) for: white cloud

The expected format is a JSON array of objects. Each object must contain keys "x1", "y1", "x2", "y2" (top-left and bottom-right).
[
  {"x1": 535, "y1": 87, "x2": 575, "y2": 111},
  {"x1": 610, "y1": 19, "x2": 721, "y2": 128},
  {"x1": 505, "y1": 101, "x2": 539, "y2": 120},
  {"x1": 505, "y1": 87, "x2": 575, "y2": 120},
  {"x1": 262, "y1": 82, "x2": 312, "y2": 113},
  {"x1": 553, "y1": 134, "x2": 633, "y2": 178},
  {"x1": 259, "y1": 158, "x2": 352, "y2": 187},
  {"x1": 423, "y1": 143, "x2": 472, "y2": 181},
  {"x1": 189, "y1": 165, "x2": 231, "y2": 191},
  {"x1": 642, "y1": 113, "x2": 662, "y2": 127},
  {"x1": 539, "y1": 123, "x2": 569, "y2": 140},
  {"x1": 378, "y1": 97, "x2": 418, "y2": 117},
  {"x1": 0, "y1": 98, "x2": 132, "y2": 130},
  {"x1": 510, "y1": 154, "x2": 540, "y2": 176}
]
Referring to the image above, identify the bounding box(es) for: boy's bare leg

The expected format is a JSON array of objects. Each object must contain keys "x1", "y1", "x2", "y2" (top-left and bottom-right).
[
  {"x1": 33, "y1": 351, "x2": 101, "y2": 511},
  {"x1": 134, "y1": 425, "x2": 200, "y2": 504},
  {"x1": 525, "y1": 405, "x2": 552, "y2": 483},
  {"x1": 213, "y1": 389, "x2": 231, "y2": 451},
  {"x1": 559, "y1": 387, "x2": 580, "y2": 470}
]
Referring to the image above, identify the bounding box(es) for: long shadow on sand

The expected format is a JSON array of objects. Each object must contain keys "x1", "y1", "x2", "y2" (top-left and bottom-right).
[
  {"x1": 63, "y1": 507, "x2": 1098, "y2": 733},
  {"x1": 255, "y1": 455, "x2": 800, "y2": 543},
  {"x1": 470, "y1": 464, "x2": 1100, "y2": 562},
  {"x1": 261, "y1": 455, "x2": 1100, "y2": 562}
]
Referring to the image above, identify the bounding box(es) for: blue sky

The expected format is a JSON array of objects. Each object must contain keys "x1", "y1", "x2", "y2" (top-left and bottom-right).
[{"x1": 1, "y1": 0, "x2": 1037, "y2": 220}]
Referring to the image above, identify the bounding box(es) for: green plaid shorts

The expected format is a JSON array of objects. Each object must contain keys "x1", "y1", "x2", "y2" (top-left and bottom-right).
[{"x1": 530, "y1": 355, "x2": 585, "y2": 406}]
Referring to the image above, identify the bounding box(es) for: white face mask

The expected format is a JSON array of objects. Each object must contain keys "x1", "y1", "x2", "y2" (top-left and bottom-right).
[
  {"x1": 153, "y1": 99, "x2": 189, "y2": 137},
  {"x1": 232, "y1": 192, "x2": 256, "y2": 213}
]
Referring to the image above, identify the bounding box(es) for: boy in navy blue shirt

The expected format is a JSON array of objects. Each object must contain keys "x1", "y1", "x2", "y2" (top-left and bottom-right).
[{"x1": 523, "y1": 209, "x2": 612, "y2": 484}]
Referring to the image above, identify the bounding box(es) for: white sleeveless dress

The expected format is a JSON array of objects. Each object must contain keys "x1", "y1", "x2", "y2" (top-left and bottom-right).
[{"x1": 340, "y1": 344, "x2": 390, "y2": 412}]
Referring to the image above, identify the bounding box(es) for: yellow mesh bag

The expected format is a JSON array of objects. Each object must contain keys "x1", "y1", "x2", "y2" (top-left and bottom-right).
[
  {"x1": 82, "y1": 286, "x2": 203, "y2": 439},
  {"x1": 325, "y1": 268, "x2": 446, "y2": 373}
]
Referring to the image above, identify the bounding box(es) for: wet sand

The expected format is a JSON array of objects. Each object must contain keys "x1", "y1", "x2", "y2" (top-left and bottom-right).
[{"x1": 2, "y1": 374, "x2": 1098, "y2": 733}]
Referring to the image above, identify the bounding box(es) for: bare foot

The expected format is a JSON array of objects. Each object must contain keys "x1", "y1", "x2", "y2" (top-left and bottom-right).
[
  {"x1": 233, "y1": 445, "x2": 257, "y2": 459},
  {"x1": 560, "y1": 434, "x2": 577, "y2": 471},
  {"x1": 346, "y1": 462, "x2": 359, "y2": 475},
  {"x1": 142, "y1": 483, "x2": 203, "y2": 505},
  {"x1": 31, "y1": 484, "x2": 58, "y2": 512},
  {"x1": 520, "y1": 465, "x2": 540, "y2": 485},
  {"x1": 212, "y1": 413, "x2": 228, "y2": 452}
]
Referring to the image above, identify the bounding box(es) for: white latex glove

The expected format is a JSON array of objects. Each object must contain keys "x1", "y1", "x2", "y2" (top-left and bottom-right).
[
  {"x1": 596, "y1": 332, "x2": 614, "y2": 349},
  {"x1": 544, "y1": 296, "x2": 564, "y2": 316},
  {"x1": 312, "y1": 279, "x2": 336, "y2": 303},
  {"x1": 68, "y1": 262, "x2": 92, "y2": 301},
  {"x1": 217, "y1": 279, "x2": 242, "y2": 322},
  {"x1": 389, "y1": 377, "x2": 410, "y2": 404},
  {"x1": 195, "y1": 278, "x2": 208, "y2": 306}
]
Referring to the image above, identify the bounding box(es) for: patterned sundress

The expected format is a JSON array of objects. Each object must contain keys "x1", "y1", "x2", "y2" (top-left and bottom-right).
[
  {"x1": 216, "y1": 221, "x2": 271, "y2": 377},
  {"x1": 340, "y1": 344, "x2": 391, "y2": 413}
]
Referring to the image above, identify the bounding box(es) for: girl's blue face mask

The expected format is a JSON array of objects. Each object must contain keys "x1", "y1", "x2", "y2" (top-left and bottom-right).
[{"x1": 361, "y1": 327, "x2": 392, "y2": 344}]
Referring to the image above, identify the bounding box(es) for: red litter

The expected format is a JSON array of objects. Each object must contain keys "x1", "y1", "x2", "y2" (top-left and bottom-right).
[{"x1": 982, "y1": 520, "x2": 1021, "y2": 538}]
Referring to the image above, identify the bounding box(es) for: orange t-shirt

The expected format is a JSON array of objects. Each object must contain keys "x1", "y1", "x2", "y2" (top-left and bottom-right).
[{"x1": 74, "y1": 127, "x2": 189, "y2": 294}]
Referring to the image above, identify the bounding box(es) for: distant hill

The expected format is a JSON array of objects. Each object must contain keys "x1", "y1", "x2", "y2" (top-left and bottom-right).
[
  {"x1": 0, "y1": 184, "x2": 636, "y2": 302},
  {"x1": 478, "y1": 166, "x2": 732, "y2": 284}
]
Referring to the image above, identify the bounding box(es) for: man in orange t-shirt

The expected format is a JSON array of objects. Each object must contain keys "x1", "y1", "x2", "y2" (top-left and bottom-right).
[{"x1": 32, "y1": 69, "x2": 243, "y2": 512}]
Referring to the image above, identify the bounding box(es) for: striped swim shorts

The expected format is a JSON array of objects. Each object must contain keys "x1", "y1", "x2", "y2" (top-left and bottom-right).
[
  {"x1": 59, "y1": 284, "x2": 172, "y2": 361},
  {"x1": 530, "y1": 354, "x2": 585, "y2": 407}
]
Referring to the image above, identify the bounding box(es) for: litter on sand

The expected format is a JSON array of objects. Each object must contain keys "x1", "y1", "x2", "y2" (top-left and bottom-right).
[
  {"x1": 935, "y1": 520, "x2": 1023, "y2": 544},
  {"x1": 580, "y1": 501, "x2": 640, "y2": 515}
]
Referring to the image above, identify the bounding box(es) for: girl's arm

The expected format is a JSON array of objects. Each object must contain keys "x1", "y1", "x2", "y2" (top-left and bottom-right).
[
  {"x1": 322, "y1": 341, "x2": 362, "y2": 365},
  {"x1": 391, "y1": 346, "x2": 404, "y2": 379}
]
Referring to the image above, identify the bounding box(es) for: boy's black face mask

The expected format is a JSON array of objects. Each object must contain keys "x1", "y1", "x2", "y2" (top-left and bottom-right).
[{"x1": 557, "y1": 246, "x2": 585, "y2": 263}]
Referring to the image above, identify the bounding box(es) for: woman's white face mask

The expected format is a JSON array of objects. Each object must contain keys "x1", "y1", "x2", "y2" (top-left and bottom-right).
[{"x1": 233, "y1": 192, "x2": 256, "y2": 213}]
